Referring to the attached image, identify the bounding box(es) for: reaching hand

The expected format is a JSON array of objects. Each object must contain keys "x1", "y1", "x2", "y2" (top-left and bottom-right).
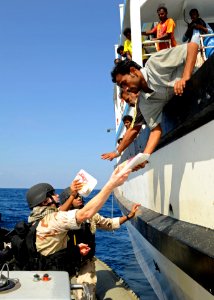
[
  {"x1": 129, "y1": 203, "x2": 141, "y2": 217},
  {"x1": 78, "y1": 243, "x2": 91, "y2": 256},
  {"x1": 101, "y1": 151, "x2": 118, "y2": 161},
  {"x1": 107, "y1": 165, "x2": 131, "y2": 189},
  {"x1": 70, "y1": 180, "x2": 83, "y2": 198},
  {"x1": 132, "y1": 160, "x2": 148, "y2": 172},
  {"x1": 174, "y1": 78, "x2": 187, "y2": 96}
]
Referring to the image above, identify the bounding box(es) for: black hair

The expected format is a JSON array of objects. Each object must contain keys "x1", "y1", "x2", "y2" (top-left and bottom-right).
[
  {"x1": 111, "y1": 59, "x2": 141, "y2": 83},
  {"x1": 114, "y1": 58, "x2": 122, "y2": 65},
  {"x1": 117, "y1": 138, "x2": 123, "y2": 144},
  {"x1": 46, "y1": 190, "x2": 55, "y2": 198},
  {"x1": 117, "y1": 45, "x2": 124, "y2": 55},
  {"x1": 157, "y1": 6, "x2": 168, "y2": 14},
  {"x1": 119, "y1": 89, "x2": 129, "y2": 99},
  {"x1": 189, "y1": 8, "x2": 199, "y2": 17},
  {"x1": 123, "y1": 27, "x2": 131, "y2": 37},
  {"x1": 122, "y1": 115, "x2": 133, "y2": 123}
]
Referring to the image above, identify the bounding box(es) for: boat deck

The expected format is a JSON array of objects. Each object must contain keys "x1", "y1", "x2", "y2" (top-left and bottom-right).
[{"x1": 95, "y1": 258, "x2": 139, "y2": 300}]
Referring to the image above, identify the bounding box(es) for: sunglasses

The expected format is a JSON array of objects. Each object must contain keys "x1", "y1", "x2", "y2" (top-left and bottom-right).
[
  {"x1": 46, "y1": 190, "x2": 56, "y2": 198},
  {"x1": 75, "y1": 193, "x2": 82, "y2": 200}
]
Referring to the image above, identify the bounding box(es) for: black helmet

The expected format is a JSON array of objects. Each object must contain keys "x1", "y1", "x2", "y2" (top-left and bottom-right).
[
  {"x1": 59, "y1": 187, "x2": 71, "y2": 205},
  {"x1": 26, "y1": 183, "x2": 55, "y2": 209},
  {"x1": 60, "y1": 188, "x2": 83, "y2": 208}
]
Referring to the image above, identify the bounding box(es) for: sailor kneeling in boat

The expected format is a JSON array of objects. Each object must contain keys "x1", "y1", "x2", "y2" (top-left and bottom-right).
[
  {"x1": 102, "y1": 42, "x2": 199, "y2": 168},
  {"x1": 14, "y1": 167, "x2": 130, "y2": 272},
  {"x1": 59, "y1": 187, "x2": 140, "y2": 300}
]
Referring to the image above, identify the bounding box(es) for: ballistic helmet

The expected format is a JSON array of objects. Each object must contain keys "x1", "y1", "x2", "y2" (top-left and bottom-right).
[
  {"x1": 59, "y1": 187, "x2": 71, "y2": 205},
  {"x1": 26, "y1": 183, "x2": 55, "y2": 209}
]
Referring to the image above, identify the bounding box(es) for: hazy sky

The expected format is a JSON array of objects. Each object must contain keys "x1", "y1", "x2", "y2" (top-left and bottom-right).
[{"x1": 0, "y1": 0, "x2": 123, "y2": 189}]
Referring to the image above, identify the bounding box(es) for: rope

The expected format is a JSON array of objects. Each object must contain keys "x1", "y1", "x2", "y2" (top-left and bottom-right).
[{"x1": 111, "y1": 193, "x2": 115, "y2": 234}]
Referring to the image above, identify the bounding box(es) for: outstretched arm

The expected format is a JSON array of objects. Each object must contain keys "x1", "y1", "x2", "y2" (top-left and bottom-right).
[
  {"x1": 76, "y1": 166, "x2": 131, "y2": 223},
  {"x1": 101, "y1": 125, "x2": 141, "y2": 161},
  {"x1": 152, "y1": 32, "x2": 172, "y2": 41},
  {"x1": 142, "y1": 27, "x2": 157, "y2": 36},
  {"x1": 174, "y1": 42, "x2": 198, "y2": 96},
  {"x1": 142, "y1": 30, "x2": 153, "y2": 36},
  {"x1": 93, "y1": 203, "x2": 141, "y2": 230},
  {"x1": 119, "y1": 203, "x2": 141, "y2": 225}
]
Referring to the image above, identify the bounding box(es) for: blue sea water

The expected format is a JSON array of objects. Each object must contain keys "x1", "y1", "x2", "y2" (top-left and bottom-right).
[{"x1": 0, "y1": 188, "x2": 157, "y2": 300}]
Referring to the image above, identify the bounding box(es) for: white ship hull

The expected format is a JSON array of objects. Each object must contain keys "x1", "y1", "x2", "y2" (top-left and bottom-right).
[{"x1": 116, "y1": 121, "x2": 214, "y2": 229}]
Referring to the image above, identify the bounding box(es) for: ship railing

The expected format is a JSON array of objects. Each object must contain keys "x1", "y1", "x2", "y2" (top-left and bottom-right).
[
  {"x1": 199, "y1": 33, "x2": 214, "y2": 61},
  {"x1": 142, "y1": 39, "x2": 172, "y2": 57},
  {"x1": 70, "y1": 283, "x2": 92, "y2": 300}
]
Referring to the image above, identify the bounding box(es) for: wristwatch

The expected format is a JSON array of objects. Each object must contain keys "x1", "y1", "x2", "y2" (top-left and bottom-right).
[{"x1": 126, "y1": 213, "x2": 131, "y2": 220}]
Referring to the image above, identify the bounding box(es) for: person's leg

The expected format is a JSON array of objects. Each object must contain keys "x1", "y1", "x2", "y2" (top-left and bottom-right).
[{"x1": 74, "y1": 259, "x2": 97, "y2": 300}]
